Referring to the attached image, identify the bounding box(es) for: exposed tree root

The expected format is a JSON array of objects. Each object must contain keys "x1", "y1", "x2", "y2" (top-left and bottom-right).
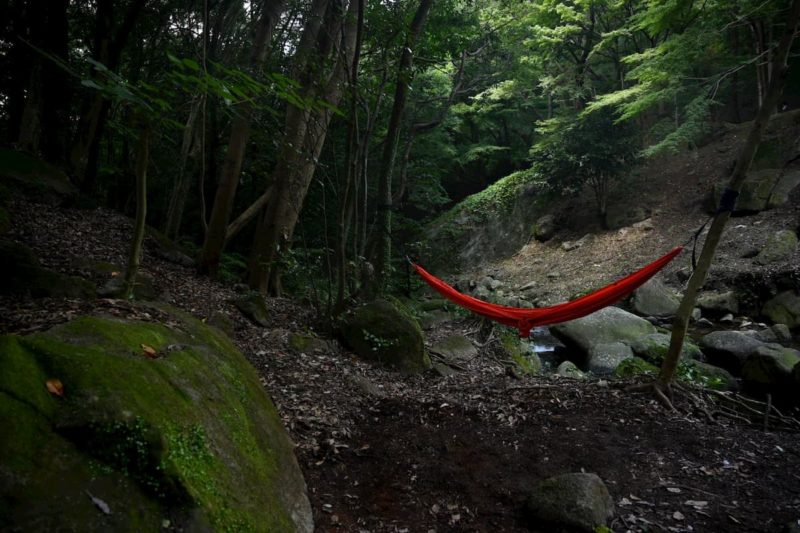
[{"x1": 625, "y1": 380, "x2": 678, "y2": 412}]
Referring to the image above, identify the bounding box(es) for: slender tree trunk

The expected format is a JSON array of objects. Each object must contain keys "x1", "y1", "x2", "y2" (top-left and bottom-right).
[
  {"x1": 659, "y1": 0, "x2": 800, "y2": 387},
  {"x1": 225, "y1": 185, "x2": 274, "y2": 243},
  {"x1": 370, "y1": 0, "x2": 434, "y2": 296},
  {"x1": 123, "y1": 119, "x2": 150, "y2": 300},
  {"x1": 335, "y1": 0, "x2": 365, "y2": 314},
  {"x1": 198, "y1": 0, "x2": 286, "y2": 276},
  {"x1": 248, "y1": 0, "x2": 357, "y2": 294},
  {"x1": 164, "y1": 96, "x2": 203, "y2": 240}
]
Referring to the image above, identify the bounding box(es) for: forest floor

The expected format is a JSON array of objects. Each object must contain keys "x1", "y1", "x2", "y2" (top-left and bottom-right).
[{"x1": 3, "y1": 198, "x2": 800, "y2": 533}]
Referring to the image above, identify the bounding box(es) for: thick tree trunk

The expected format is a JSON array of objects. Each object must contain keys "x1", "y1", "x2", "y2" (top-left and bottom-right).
[
  {"x1": 370, "y1": 0, "x2": 434, "y2": 297},
  {"x1": 659, "y1": 0, "x2": 800, "y2": 387},
  {"x1": 123, "y1": 119, "x2": 150, "y2": 300},
  {"x1": 248, "y1": 0, "x2": 357, "y2": 294},
  {"x1": 197, "y1": 0, "x2": 286, "y2": 276}
]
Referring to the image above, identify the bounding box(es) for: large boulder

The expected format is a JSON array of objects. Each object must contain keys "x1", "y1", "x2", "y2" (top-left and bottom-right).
[
  {"x1": 0, "y1": 309, "x2": 313, "y2": 532},
  {"x1": 631, "y1": 333, "x2": 703, "y2": 365},
  {"x1": 699, "y1": 331, "x2": 766, "y2": 373},
  {"x1": 754, "y1": 230, "x2": 798, "y2": 265},
  {"x1": 711, "y1": 169, "x2": 800, "y2": 214},
  {"x1": 0, "y1": 148, "x2": 78, "y2": 205},
  {"x1": 741, "y1": 345, "x2": 800, "y2": 397},
  {"x1": 587, "y1": 342, "x2": 634, "y2": 376},
  {"x1": 430, "y1": 335, "x2": 478, "y2": 362},
  {"x1": 762, "y1": 291, "x2": 800, "y2": 329},
  {"x1": 696, "y1": 290, "x2": 739, "y2": 315},
  {"x1": 551, "y1": 307, "x2": 656, "y2": 356},
  {"x1": 525, "y1": 473, "x2": 614, "y2": 532},
  {"x1": 0, "y1": 239, "x2": 95, "y2": 299},
  {"x1": 630, "y1": 278, "x2": 681, "y2": 317},
  {"x1": 340, "y1": 299, "x2": 431, "y2": 374}
]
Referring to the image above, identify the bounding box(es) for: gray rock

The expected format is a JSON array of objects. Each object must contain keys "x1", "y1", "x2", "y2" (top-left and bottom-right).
[
  {"x1": 631, "y1": 333, "x2": 703, "y2": 364},
  {"x1": 233, "y1": 292, "x2": 270, "y2": 327},
  {"x1": 551, "y1": 306, "x2": 656, "y2": 356},
  {"x1": 696, "y1": 318, "x2": 714, "y2": 328},
  {"x1": 699, "y1": 330, "x2": 766, "y2": 373},
  {"x1": 691, "y1": 308, "x2": 702, "y2": 321},
  {"x1": 720, "y1": 313, "x2": 735, "y2": 323},
  {"x1": 348, "y1": 375, "x2": 385, "y2": 397},
  {"x1": 741, "y1": 345, "x2": 800, "y2": 395},
  {"x1": 556, "y1": 361, "x2": 586, "y2": 379},
  {"x1": 697, "y1": 290, "x2": 739, "y2": 314},
  {"x1": 520, "y1": 280, "x2": 538, "y2": 292},
  {"x1": 288, "y1": 332, "x2": 330, "y2": 353},
  {"x1": 419, "y1": 310, "x2": 454, "y2": 330},
  {"x1": 532, "y1": 214, "x2": 556, "y2": 242},
  {"x1": 754, "y1": 230, "x2": 798, "y2": 265},
  {"x1": 685, "y1": 360, "x2": 738, "y2": 391},
  {"x1": 525, "y1": 473, "x2": 614, "y2": 532},
  {"x1": 771, "y1": 323, "x2": 793, "y2": 342},
  {"x1": 630, "y1": 277, "x2": 681, "y2": 317},
  {"x1": 430, "y1": 335, "x2": 478, "y2": 361},
  {"x1": 711, "y1": 169, "x2": 800, "y2": 214},
  {"x1": 587, "y1": 342, "x2": 634, "y2": 376},
  {"x1": 762, "y1": 291, "x2": 800, "y2": 329},
  {"x1": 432, "y1": 362, "x2": 459, "y2": 377},
  {"x1": 489, "y1": 278, "x2": 503, "y2": 291}
]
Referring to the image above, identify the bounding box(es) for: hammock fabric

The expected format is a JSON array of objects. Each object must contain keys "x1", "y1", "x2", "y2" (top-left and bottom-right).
[{"x1": 412, "y1": 246, "x2": 684, "y2": 338}]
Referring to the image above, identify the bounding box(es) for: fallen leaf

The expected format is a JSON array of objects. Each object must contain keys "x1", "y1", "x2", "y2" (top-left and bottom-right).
[
  {"x1": 673, "y1": 511, "x2": 685, "y2": 520},
  {"x1": 141, "y1": 344, "x2": 157, "y2": 358},
  {"x1": 666, "y1": 487, "x2": 682, "y2": 493},
  {"x1": 86, "y1": 491, "x2": 111, "y2": 515},
  {"x1": 685, "y1": 500, "x2": 708, "y2": 508},
  {"x1": 46, "y1": 379, "x2": 64, "y2": 397},
  {"x1": 110, "y1": 271, "x2": 120, "y2": 277}
]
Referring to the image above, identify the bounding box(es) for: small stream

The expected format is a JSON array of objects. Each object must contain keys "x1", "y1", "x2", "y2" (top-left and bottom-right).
[{"x1": 526, "y1": 326, "x2": 567, "y2": 373}]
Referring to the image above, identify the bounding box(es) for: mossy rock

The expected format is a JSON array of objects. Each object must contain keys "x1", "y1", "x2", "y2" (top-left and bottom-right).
[
  {"x1": 630, "y1": 333, "x2": 702, "y2": 365},
  {"x1": 741, "y1": 345, "x2": 800, "y2": 395},
  {"x1": 288, "y1": 332, "x2": 330, "y2": 353},
  {"x1": 233, "y1": 292, "x2": 270, "y2": 327},
  {"x1": 762, "y1": 291, "x2": 800, "y2": 328},
  {"x1": 0, "y1": 309, "x2": 312, "y2": 532},
  {"x1": 340, "y1": 299, "x2": 431, "y2": 374},
  {"x1": 499, "y1": 330, "x2": 541, "y2": 376},
  {"x1": 430, "y1": 335, "x2": 478, "y2": 361},
  {"x1": 525, "y1": 473, "x2": 614, "y2": 531},
  {"x1": 683, "y1": 360, "x2": 738, "y2": 391},
  {"x1": 754, "y1": 230, "x2": 798, "y2": 265},
  {"x1": 614, "y1": 357, "x2": 659, "y2": 378},
  {"x1": 0, "y1": 239, "x2": 95, "y2": 299},
  {"x1": 98, "y1": 272, "x2": 162, "y2": 301},
  {"x1": 0, "y1": 148, "x2": 78, "y2": 205},
  {"x1": 557, "y1": 361, "x2": 586, "y2": 379}
]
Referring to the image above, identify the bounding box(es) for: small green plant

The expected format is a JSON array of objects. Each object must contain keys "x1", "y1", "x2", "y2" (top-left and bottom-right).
[{"x1": 362, "y1": 329, "x2": 397, "y2": 353}]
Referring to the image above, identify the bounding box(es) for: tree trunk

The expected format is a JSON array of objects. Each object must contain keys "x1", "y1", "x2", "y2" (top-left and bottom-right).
[
  {"x1": 197, "y1": 0, "x2": 286, "y2": 276},
  {"x1": 69, "y1": 0, "x2": 146, "y2": 187},
  {"x1": 370, "y1": 0, "x2": 434, "y2": 297},
  {"x1": 248, "y1": 0, "x2": 357, "y2": 294},
  {"x1": 164, "y1": 96, "x2": 203, "y2": 240},
  {"x1": 659, "y1": 0, "x2": 800, "y2": 387},
  {"x1": 334, "y1": 0, "x2": 365, "y2": 314},
  {"x1": 123, "y1": 118, "x2": 150, "y2": 300}
]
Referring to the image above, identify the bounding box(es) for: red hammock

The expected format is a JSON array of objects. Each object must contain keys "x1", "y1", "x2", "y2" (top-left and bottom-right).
[{"x1": 412, "y1": 246, "x2": 684, "y2": 337}]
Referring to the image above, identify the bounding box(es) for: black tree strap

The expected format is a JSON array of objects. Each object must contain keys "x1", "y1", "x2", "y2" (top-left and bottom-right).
[{"x1": 685, "y1": 187, "x2": 740, "y2": 271}]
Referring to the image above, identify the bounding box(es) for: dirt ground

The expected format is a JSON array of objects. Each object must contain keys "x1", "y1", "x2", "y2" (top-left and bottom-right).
[{"x1": 2, "y1": 190, "x2": 800, "y2": 532}]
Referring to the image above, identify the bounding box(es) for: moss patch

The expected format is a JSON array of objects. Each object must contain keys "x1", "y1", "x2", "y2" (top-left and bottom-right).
[
  {"x1": 614, "y1": 357, "x2": 659, "y2": 378},
  {"x1": 0, "y1": 310, "x2": 311, "y2": 532}
]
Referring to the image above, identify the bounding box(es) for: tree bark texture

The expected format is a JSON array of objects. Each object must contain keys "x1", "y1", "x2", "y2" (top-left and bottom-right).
[
  {"x1": 659, "y1": 0, "x2": 800, "y2": 387},
  {"x1": 197, "y1": 0, "x2": 287, "y2": 276}
]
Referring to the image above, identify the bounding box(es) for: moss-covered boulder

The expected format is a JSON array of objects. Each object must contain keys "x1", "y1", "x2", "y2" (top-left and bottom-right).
[
  {"x1": 696, "y1": 290, "x2": 739, "y2": 315},
  {"x1": 340, "y1": 299, "x2": 431, "y2": 374},
  {"x1": 699, "y1": 330, "x2": 766, "y2": 373},
  {"x1": 0, "y1": 239, "x2": 95, "y2": 299},
  {"x1": 741, "y1": 345, "x2": 800, "y2": 398},
  {"x1": 0, "y1": 310, "x2": 312, "y2": 532},
  {"x1": 711, "y1": 169, "x2": 800, "y2": 214},
  {"x1": 631, "y1": 333, "x2": 703, "y2": 365},
  {"x1": 233, "y1": 292, "x2": 270, "y2": 327},
  {"x1": 556, "y1": 361, "x2": 585, "y2": 379},
  {"x1": 499, "y1": 331, "x2": 541, "y2": 376},
  {"x1": 762, "y1": 291, "x2": 800, "y2": 329},
  {"x1": 525, "y1": 473, "x2": 614, "y2": 532},
  {"x1": 0, "y1": 148, "x2": 78, "y2": 205},
  {"x1": 614, "y1": 357, "x2": 659, "y2": 378},
  {"x1": 684, "y1": 360, "x2": 738, "y2": 391},
  {"x1": 754, "y1": 230, "x2": 798, "y2": 265},
  {"x1": 288, "y1": 332, "x2": 330, "y2": 353}
]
